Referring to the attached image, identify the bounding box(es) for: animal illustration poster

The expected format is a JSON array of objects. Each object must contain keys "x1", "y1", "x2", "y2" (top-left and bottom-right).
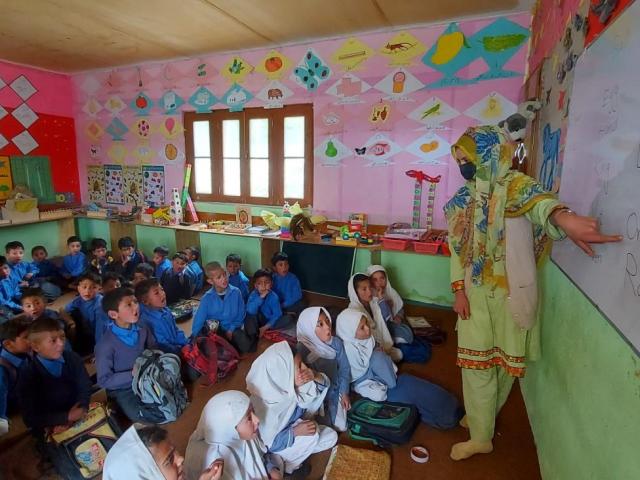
[
  {"x1": 123, "y1": 166, "x2": 143, "y2": 205},
  {"x1": 104, "y1": 164, "x2": 124, "y2": 204},
  {"x1": 87, "y1": 166, "x2": 105, "y2": 202},
  {"x1": 142, "y1": 165, "x2": 165, "y2": 206}
]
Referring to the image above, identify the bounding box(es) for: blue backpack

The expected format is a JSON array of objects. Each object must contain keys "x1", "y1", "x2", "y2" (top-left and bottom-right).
[{"x1": 398, "y1": 337, "x2": 431, "y2": 363}]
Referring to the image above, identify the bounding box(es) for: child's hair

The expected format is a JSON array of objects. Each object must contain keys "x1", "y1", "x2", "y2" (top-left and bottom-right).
[
  {"x1": 117, "y1": 236, "x2": 135, "y2": 249},
  {"x1": 353, "y1": 273, "x2": 371, "y2": 291},
  {"x1": 77, "y1": 271, "x2": 102, "y2": 286},
  {"x1": 0, "y1": 316, "x2": 30, "y2": 343},
  {"x1": 187, "y1": 246, "x2": 201, "y2": 261},
  {"x1": 172, "y1": 252, "x2": 188, "y2": 263},
  {"x1": 102, "y1": 287, "x2": 135, "y2": 315},
  {"x1": 67, "y1": 236, "x2": 81, "y2": 246},
  {"x1": 31, "y1": 245, "x2": 47, "y2": 256},
  {"x1": 20, "y1": 287, "x2": 45, "y2": 302},
  {"x1": 226, "y1": 253, "x2": 242, "y2": 265},
  {"x1": 253, "y1": 268, "x2": 272, "y2": 282},
  {"x1": 5, "y1": 241, "x2": 24, "y2": 252},
  {"x1": 90, "y1": 238, "x2": 108, "y2": 251},
  {"x1": 134, "y1": 263, "x2": 154, "y2": 278},
  {"x1": 0, "y1": 255, "x2": 7, "y2": 267},
  {"x1": 135, "y1": 278, "x2": 161, "y2": 301},
  {"x1": 205, "y1": 261, "x2": 224, "y2": 276},
  {"x1": 136, "y1": 425, "x2": 168, "y2": 448},
  {"x1": 271, "y1": 251, "x2": 288, "y2": 266},
  {"x1": 29, "y1": 316, "x2": 64, "y2": 337},
  {"x1": 102, "y1": 271, "x2": 123, "y2": 285},
  {"x1": 153, "y1": 246, "x2": 170, "y2": 257}
]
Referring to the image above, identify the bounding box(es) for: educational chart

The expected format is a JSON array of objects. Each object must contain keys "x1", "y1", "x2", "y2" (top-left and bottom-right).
[
  {"x1": 552, "y1": 1, "x2": 640, "y2": 354},
  {"x1": 142, "y1": 165, "x2": 165, "y2": 206}
]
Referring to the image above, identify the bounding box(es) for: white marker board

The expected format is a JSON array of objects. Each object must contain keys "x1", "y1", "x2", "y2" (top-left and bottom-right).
[{"x1": 552, "y1": 1, "x2": 640, "y2": 354}]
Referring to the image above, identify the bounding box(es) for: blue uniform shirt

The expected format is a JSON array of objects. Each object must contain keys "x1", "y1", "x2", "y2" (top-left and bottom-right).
[
  {"x1": 228, "y1": 271, "x2": 250, "y2": 302},
  {"x1": 272, "y1": 272, "x2": 303, "y2": 308},
  {"x1": 139, "y1": 304, "x2": 188, "y2": 354},
  {"x1": 191, "y1": 285, "x2": 245, "y2": 337}
]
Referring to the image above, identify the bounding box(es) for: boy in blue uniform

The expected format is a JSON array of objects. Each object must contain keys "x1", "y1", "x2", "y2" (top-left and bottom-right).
[
  {"x1": 160, "y1": 252, "x2": 194, "y2": 305},
  {"x1": 184, "y1": 246, "x2": 204, "y2": 294},
  {"x1": 271, "y1": 252, "x2": 306, "y2": 318},
  {"x1": 61, "y1": 236, "x2": 87, "y2": 282},
  {"x1": 5, "y1": 241, "x2": 38, "y2": 289},
  {"x1": 88, "y1": 238, "x2": 114, "y2": 277},
  {"x1": 136, "y1": 278, "x2": 187, "y2": 355},
  {"x1": 113, "y1": 236, "x2": 146, "y2": 280},
  {"x1": 226, "y1": 253, "x2": 250, "y2": 301},
  {"x1": 0, "y1": 256, "x2": 22, "y2": 320},
  {"x1": 246, "y1": 269, "x2": 293, "y2": 338},
  {"x1": 152, "y1": 246, "x2": 172, "y2": 278},
  {"x1": 0, "y1": 317, "x2": 31, "y2": 437},
  {"x1": 30, "y1": 245, "x2": 62, "y2": 300},
  {"x1": 191, "y1": 262, "x2": 256, "y2": 353},
  {"x1": 132, "y1": 263, "x2": 154, "y2": 287}
]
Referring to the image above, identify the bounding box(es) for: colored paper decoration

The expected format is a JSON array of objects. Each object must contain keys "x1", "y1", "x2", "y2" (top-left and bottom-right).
[
  {"x1": 9, "y1": 75, "x2": 37, "y2": 101},
  {"x1": 406, "y1": 133, "x2": 451, "y2": 165},
  {"x1": 408, "y1": 96, "x2": 459, "y2": 128},
  {"x1": 255, "y1": 50, "x2": 291, "y2": 80},
  {"x1": 12, "y1": 103, "x2": 39, "y2": 129},
  {"x1": 82, "y1": 98, "x2": 103, "y2": 117},
  {"x1": 361, "y1": 133, "x2": 401, "y2": 166},
  {"x1": 133, "y1": 118, "x2": 151, "y2": 140},
  {"x1": 374, "y1": 68, "x2": 423, "y2": 100},
  {"x1": 292, "y1": 49, "x2": 331, "y2": 91},
  {"x1": 132, "y1": 143, "x2": 155, "y2": 164},
  {"x1": 11, "y1": 131, "x2": 38, "y2": 155},
  {"x1": 422, "y1": 22, "x2": 478, "y2": 88},
  {"x1": 130, "y1": 92, "x2": 154, "y2": 115},
  {"x1": 159, "y1": 90, "x2": 184, "y2": 115},
  {"x1": 314, "y1": 137, "x2": 351, "y2": 166},
  {"x1": 0, "y1": 156, "x2": 13, "y2": 199},
  {"x1": 222, "y1": 56, "x2": 253, "y2": 84},
  {"x1": 222, "y1": 83, "x2": 253, "y2": 112},
  {"x1": 159, "y1": 116, "x2": 183, "y2": 139},
  {"x1": 331, "y1": 37, "x2": 374, "y2": 71},
  {"x1": 256, "y1": 80, "x2": 293, "y2": 109},
  {"x1": 188, "y1": 86, "x2": 217, "y2": 113},
  {"x1": 85, "y1": 121, "x2": 104, "y2": 141},
  {"x1": 104, "y1": 96, "x2": 127, "y2": 116},
  {"x1": 107, "y1": 144, "x2": 127, "y2": 164},
  {"x1": 368, "y1": 100, "x2": 393, "y2": 130},
  {"x1": 379, "y1": 31, "x2": 427, "y2": 66},
  {"x1": 464, "y1": 91, "x2": 517, "y2": 124},
  {"x1": 105, "y1": 118, "x2": 129, "y2": 141},
  {"x1": 325, "y1": 74, "x2": 371, "y2": 104}
]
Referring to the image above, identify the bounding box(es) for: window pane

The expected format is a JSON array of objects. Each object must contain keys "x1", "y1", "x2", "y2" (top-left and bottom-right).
[
  {"x1": 223, "y1": 158, "x2": 241, "y2": 196},
  {"x1": 194, "y1": 157, "x2": 212, "y2": 194},
  {"x1": 284, "y1": 157, "x2": 304, "y2": 199},
  {"x1": 193, "y1": 121, "x2": 211, "y2": 157},
  {"x1": 284, "y1": 116, "x2": 305, "y2": 157},
  {"x1": 250, "y1": 158, "x2": 269, "y2": 197},
  {"x1": 223, "y1": 120, "x2": 240, "y2": 158},
  {"x1": 250, "y1": 118, "x2": 269, "y2": 158}
]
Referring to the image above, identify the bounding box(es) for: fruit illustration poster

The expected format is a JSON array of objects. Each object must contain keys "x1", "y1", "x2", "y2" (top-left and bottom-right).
[
  {"x1": 104, "y1": 164, "x2": 124, "y2": 204},
  {"x1": 123, "y1": 166, "x2": 143, "y2": 205},
  {"x1": 142, "y1": 165, "x2": 165, "y2": 206}
]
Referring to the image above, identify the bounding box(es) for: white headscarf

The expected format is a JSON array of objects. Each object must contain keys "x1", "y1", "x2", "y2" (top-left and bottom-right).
[
  {"x1": 336, "y1": 308, "x2": 375, "y2": 382},
  {"x1": 184, "y1": 390, "x2": 269, "y2": 480},
  {"x1": 366, "y1": 265, "x2": 404, "y2": 316},
  {"x1": 347, "y1": 273, "x2": 394, "y2": 351},
  {"x1": 245, "y1": 341, "x2": 298, "y2": 448},
  {"x1": 296, "y1": 307, "x2": 336, "y2": 363},
  {"x1": 103, "y1": 425, "x2": 164, "y2": 480}
]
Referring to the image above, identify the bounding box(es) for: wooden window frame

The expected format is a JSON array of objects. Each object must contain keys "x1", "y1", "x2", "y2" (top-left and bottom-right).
[{"x1": 184, "y1": 104, "x2": 313, "y2": 206}]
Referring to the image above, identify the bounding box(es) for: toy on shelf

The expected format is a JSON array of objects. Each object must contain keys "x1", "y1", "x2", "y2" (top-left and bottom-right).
[
  {"x1": 223, "y1": 222, "x2": 250, "y2": 234},
  {"x1": 152, "y1": 207, "x2": 171, "y2": 225},
  {"x1": 405, "y1": 170, "x2": 441, "y2": 230},
  {"x1": 413, "y1": 229, "x2": 450, "y2": 255},
  {"x1": 261, "y1": 202, "x2": 327, "y2": 240},
  {"x1": 169, "y1": 188, "x2": 183, "y2": 225},
  {"x1": 384, "y1": 222, "x2": 427, "y2": 241}
]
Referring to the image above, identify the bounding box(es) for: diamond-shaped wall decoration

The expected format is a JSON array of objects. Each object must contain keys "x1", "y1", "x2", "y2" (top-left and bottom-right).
[
  {"x1": 82, "y1": 98, "x2": 104, "y2": 117},
  {"x1": 408, "y1": 96, "x2": 460, "y2": 128},
  {"x1": 406, "y1": 133, "x2": 452, "y2": 165},
  {"x1": 11, "y1": 103, "x2": 39, "y2": 129},
  {"x1": 10, "y1": 75, "x2": 37, "y2": 101},
  {"x1": 0, "y1": 105, "x2": 7, "y2": 121},
  {"x1": 85, "y1": 122, "x2": 104, "y2": 141},
  {"x1": 188, "y1": 86, "x2": 217, "y2": 113},
  {"x1": 0, "y1": 134, "x2": 9, "y2": 150},
  {"x1": 104, "y1": 96, "x2": 127, "y2": 116},
  {"x1": 105, "y1": 118, "x2": 129, "y2": 141},
  {"x1": 12, "y1": 131, "x2": 38, "y2": 154},
  {"x1": 464, "y1": 91, "x2": 517, "y2": 124},
  {"x1": 314, "y1": 137, "x2": 351, "y2": 166}
]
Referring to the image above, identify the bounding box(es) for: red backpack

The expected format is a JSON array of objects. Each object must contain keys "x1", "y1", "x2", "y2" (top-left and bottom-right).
[{"x1": 181, "y1": 333, "x2": 239, "y2": 385}]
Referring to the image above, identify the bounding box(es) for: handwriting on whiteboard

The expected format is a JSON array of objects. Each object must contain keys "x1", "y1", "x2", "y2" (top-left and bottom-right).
[
  {"x1": 625, "y1": 212, "x2": 640, "y2": 297},
  {"x1": 599, "y1": 86, "x2": 619, "y2": 135}
]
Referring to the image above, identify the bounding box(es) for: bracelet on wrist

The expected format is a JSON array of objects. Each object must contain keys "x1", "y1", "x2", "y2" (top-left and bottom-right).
[
  {"x1": 451, "y1": 280, "x2": 465, "y2": 293},
  {"x1": 551, "y1": 206, "x2": 575, "y2": 226}
]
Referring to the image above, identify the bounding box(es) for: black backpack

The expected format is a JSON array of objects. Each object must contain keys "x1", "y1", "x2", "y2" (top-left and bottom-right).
[{"x1": 347, "y1": 399, "x2": 419, "y2": 447}]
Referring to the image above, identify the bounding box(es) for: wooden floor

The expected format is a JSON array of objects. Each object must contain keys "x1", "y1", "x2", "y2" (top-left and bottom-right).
[{"x1": 0, "y1": 292, "x2": 541, "y2": 480}]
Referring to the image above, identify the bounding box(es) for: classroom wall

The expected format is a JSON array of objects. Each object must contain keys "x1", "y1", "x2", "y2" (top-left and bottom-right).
[
  {"x1": 71, "y1": 12, "x2": 531, "y2": 228},
  {"x1": 0, "y1": 61, "x2": 80, "y2": 200}
]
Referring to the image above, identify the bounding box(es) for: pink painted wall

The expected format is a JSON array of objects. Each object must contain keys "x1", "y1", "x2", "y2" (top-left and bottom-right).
[{"x1": 72, "y1": 12, "x2": 530, "y2": 228}]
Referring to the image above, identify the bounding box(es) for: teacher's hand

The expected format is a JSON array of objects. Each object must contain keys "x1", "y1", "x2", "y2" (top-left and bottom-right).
[
  {"x1": 199, "y1": 459, "x2": 224, "y2": 480},
  {"x1": 552, "y1": 210, "x2": 622, "y2": 256},
  {"x1": 453, "y1": 290, "x2": 470, "y2": 320}
]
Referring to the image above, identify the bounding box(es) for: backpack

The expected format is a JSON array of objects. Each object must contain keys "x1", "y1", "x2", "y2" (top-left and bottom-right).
[
  {"x1": 398, "y1": 337, "x2": 432, "y2": 364},
  {"x1": 132, "y1": 349, "x2": 188, "y2": 423},
  {"x1": 347, "y1": 399, "x2": 419, "y2": 448},
  {"x1": 181, "y1": 333, "x2": 239, "y2": 385}
]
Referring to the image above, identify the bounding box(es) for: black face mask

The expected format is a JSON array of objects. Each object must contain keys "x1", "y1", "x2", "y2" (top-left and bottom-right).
[{"x1": 459, "y1": 162, "x2": 476, "y2": 181}]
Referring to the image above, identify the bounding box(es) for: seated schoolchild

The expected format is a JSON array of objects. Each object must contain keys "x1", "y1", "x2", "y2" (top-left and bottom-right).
[
  {"x1": 0, "y1": 255, "x2": 23, "y2": 319},
  {"x1": 136, "y1": 279, "x2": 188, "y2": 355},
  {"x1": 185, "y1": 390, "x2": 283, "y2": 480},
  {"x1": 95, "y1": 288, "x2": 164, "y2": 423},
  {"x1": 336, "y1": 309, "x2": 462, "y2": 429},
  {"x1": 132, "y1": 263, "x2": 154, "y2": 288},
  {"x1": 226, "y1": 253, "x2": 249, "y2": 301},
  {"x1": 152, "y1": 246, "x2": 172, "y2": 279},
  {"x1": 160, "y1": 252, "x2": 194, "y2": 305},
  {"x1": 113, "y1": 236, "x2": 146, "y2": 280},
  {"x1": 30, "y1": 245, "x2": 62, "y2": 300},
  {"x1": 21, "y1": 287, "x2": 75, "y2": 350},
  {"x1": 17, "y1": 317, "x2": 92, "y2": 479},
  {"x1": 61, "y1": 272, "x2": 109, "y2": 353},
  {"x1": 104, "y1": 424, "x2": 224, "y2": 480},
  {"x1": 348, "y1": 273, "x2": 402, "y2": 362},
  {"x1": 5, "y1": 240, "x2": 38, "y2": 289},
  {"x1": 102, "y1": 272, "x2": 123, "y2": 294},
  {"x1": 367, "y1": 265, "x2": 414, "y2": 345},
  {"x1": 296, "y1": 307, "x2": 351, "y2": 431},
  {"x1": 61, "y1": 236, "x2": 87, "y2": 282},
  {"x1": 247, "y1": 269, "x2": 293, "y2": 338},
  {"x1": 191, "y1": 262, "x2": 254, "y2": 353},
  {"x1": 0, "y1": 317, "x2": 31, "y2": 437},
  {"x1": 271, "y1": 252, "x2": 306, "y2": 317},
  {"x1": 246, "y1": 341, "x2": 337, "y2": 476},
  {"x1": 89, "y1": 238, "x2": 115, "y2": 277},
  {"x1": 184, "y1": 246, "x2": 204, "y2": 294}
]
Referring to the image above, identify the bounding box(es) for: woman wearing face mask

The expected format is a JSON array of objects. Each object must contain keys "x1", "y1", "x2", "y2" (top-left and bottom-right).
[{"x1": 444, "y1": 123, "x2": 622, "y2": 461}]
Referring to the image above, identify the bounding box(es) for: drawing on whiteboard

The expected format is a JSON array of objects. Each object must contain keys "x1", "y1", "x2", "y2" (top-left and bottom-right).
[
  {"x1": 539, "y1": 123, "x2": 561, "y2": 191},
  {"x1": 599, "y1": 86, "x2": 619, "y2": 134}
]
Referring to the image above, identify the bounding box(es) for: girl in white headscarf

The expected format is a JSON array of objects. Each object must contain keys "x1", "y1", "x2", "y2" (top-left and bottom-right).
[
  {"x1": 296, "y1": 307, "x2": 351, "y2": 431},
  {"x1": 348, "y1": 273, "x2": 402, "y2": 362},
  {"x1": 103, "y1": 424, "x2": 223, "y2": 480},
  {"x1": 366, "y1": 265, "x2": 414, "y2": 345},
  {"x1": 246, "y1": 341, "x2": 338, "y2": 475},
  {"x1": 184, "y1": 390, "x2": 283, "y2": 480}
]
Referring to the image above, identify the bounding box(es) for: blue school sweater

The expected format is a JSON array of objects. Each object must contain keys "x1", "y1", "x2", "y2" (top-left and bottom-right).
[
  {"x1": 139, "y1": 304, "x2": 188, "y2": 354},
  {"x1": 191, "y1": 285, "x2": 245, "y2": 337},
  {"x1": 64, "y1": 294, "x2": 109, "y2": 342},
  {"x1": 115, "y1": 249, "x2": 146, "y2": 279},
  {"x1": 186, "y1": 261, "x2": 204, "y2": 293},
  {"x1": 272, "y1": 272, "x2": 302, "y2": 308},
  {"x1": 0, "y1": 349, "x2": 29, "y2": 421},
  {"x1": 62, "y1": 252, "x2": 87, "y2": 277},
  {"x1": 161, "y1": 269, "x2": 194, "y2": 305},
  {"x1": 246, "y1": 290, "x2": 283, "y2": 327},
  {"x1": 228, "y1": 271, "x2": 250, "y2": 301},
  {"x1": 0, "y1": 278, "x2": 22, "y2": 311},
  {"x1": 9, "y1": 260, "x2": 38, "y2": 284},
  {"x1": 32, "y1": 259, "x2": 58, "y2": 280},
  {"x1": 95, "y1": 323, "x2": 156, "y2": 391},
  {"x1": 155, "y1": 258, "x2": 172, "y2": 278}
]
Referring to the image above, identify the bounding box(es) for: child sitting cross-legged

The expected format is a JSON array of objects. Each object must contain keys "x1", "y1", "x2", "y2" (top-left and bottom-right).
[
  {"x1": 152, "y1": 246, "x2": 172, "y2": 279},
  {"x1": 296, "y1": 307, "x2": 351, "y2": 431},
  {"x1": 246, "y1": 341, "x2": 337, "y2": 477},
  {"x1": 0, "y1": 317, "x2": 31, "y2": 437},
  {"x1": 271, "y1": 252, "x2": 306, "y2": 318},
  {"x1": 95, "y1": 287, "x2": 164, "y2": 423},
  {"x1": 132, "y1": 262, "x2": 154, "y2": 288},
  {"x1": 61, "y1": 236, "x2": 87, "y2": 283},
  {"x1": 246, "y1": 269, "x2": 294, "y2": 339},
  {"x1": 21, "y1": 287, "x2": 75, "y2": 350},
  {"x1": 191, "y1": 262, "x2": 255, "y2": 353},
  {"x1": 113, "y1": 236, "x2": 146, "y2": 281},
  {"x1": 226, "y1": 253, "x2": 250, "y2": 301},
  {"x1": 136, "y1": 278, "x2": 188, "y2": 355},
  {"x1": 89, "y1": 238, "x2": 114, "y2": 277},
  {"x1": 184, "y1": 246, "x2": 204, "y2": 294},
  {"x1": 336, "y1": 308, "x2": 463, "y2": 429},
  {"x1": 17, "y1": 317, "x2": 92, "y2": 479},
  {"x1": 160, "y1": 252, "x2": 194, "y2": 305}
]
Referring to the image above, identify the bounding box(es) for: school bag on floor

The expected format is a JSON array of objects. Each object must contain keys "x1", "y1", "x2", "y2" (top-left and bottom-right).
[
  {"x1": 132, "y1": 349, "x2": 188, "y2": 423},
  {"x1": 181, "y1": 333, "x2": 239, "y2": 385},
  {"x1": 397, "y1": 337, "x2": 432, "y2": 363},
  {"x1": 48, "y1": 403, "x2": 121, "y2": 479},
  {"x1": 347, "y1": 399, "x2": 419, "y2": 447}
]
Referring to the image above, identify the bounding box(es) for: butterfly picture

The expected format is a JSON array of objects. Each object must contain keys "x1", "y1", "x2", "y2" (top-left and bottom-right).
[
  {"x1": 294, "y1": 50, "x2": 330, "y2": 91},
  {"x1": 355, "y1": 147, "x2": 366, "y2": 155}
]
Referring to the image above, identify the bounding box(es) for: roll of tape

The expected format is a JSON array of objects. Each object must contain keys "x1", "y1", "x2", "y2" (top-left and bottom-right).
[{"x1": 410, "y1": 446, "x2": 429, "y2": 464}]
